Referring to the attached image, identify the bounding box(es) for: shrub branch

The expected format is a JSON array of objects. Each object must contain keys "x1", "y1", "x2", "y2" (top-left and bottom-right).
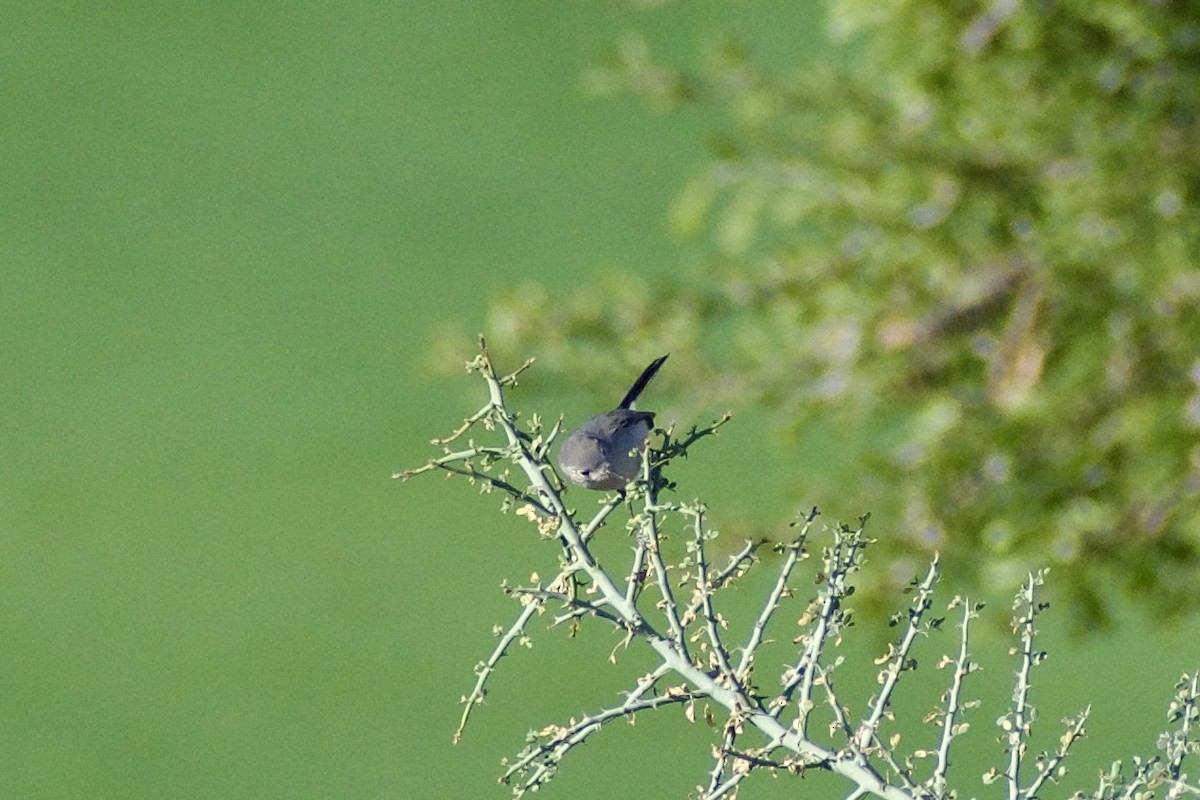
[{"x1": 402, "y1": 342, "x2": 1200, "y2": 799}]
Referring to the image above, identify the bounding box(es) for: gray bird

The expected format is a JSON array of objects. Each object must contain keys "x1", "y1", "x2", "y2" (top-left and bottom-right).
[{"x1": 557, "y1": 355, "x2": 669, "y2": 490}]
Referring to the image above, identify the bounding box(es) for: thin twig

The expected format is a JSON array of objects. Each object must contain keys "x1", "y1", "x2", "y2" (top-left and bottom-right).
[
  {"x1": 502, "y1": 665, "x2": 696, "y2": 793},
  {"x1": 508, "y1": 586, "x2": 626, "y2": 628},
  {"x1": 735, "y1": 508, "x2": 817, "y2": 684},
  {"x1": 856, "y1": 556, "x2": 940, "y2": 751},
  {"x1": 1022, "y1": 706, "x2": 1089, "y2": 799},
  {"x1": 689, "y1": 504, "x2": 737, "y2": 680},
  {"x1": 1003, "y1": 570, "x2": 1048, "y2": 800},
  {"x1": 778, "y1": 525, "x2": 867, "y2": 733},
  {"x1": 453, "y1": 599, "x2": 542, "y2": 744},
  {"x1": 928, "y1": 596, "x2": 980, "y2": 796}
]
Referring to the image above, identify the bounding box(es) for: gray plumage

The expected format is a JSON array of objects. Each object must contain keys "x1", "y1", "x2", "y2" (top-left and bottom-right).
[{"x1": 557, "y1": 355, "x2": 668, "y2": 490}]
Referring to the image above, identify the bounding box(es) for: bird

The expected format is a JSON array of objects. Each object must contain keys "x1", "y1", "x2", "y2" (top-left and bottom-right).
[{"x1": 556, "y1": 355, "x2": 669, "y2": 490}]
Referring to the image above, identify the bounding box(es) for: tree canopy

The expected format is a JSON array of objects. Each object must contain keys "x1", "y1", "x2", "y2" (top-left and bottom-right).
[{"x1": 475, "y1": 0, "x2": 1200, "y2": 626}]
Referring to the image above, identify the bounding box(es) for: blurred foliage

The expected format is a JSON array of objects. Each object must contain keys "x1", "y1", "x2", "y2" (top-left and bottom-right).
[{"x1": 471, "y1": 0, "x2": 1200, "y2": 627}]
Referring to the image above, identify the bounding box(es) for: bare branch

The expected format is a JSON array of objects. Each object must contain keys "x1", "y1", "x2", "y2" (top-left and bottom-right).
[{"x1": 407, "y1": 346, "x2": 1200, "y2": 800}]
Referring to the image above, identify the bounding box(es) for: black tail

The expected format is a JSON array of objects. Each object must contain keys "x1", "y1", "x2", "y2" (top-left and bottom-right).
[{"x1": 617, "y1": 354, "x2": 669, "y2": 409}]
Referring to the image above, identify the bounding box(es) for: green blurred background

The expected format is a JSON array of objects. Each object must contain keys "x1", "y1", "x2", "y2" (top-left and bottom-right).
[{"x1": 2, "y1": 4, "x2": 1196, "y2": 799}]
